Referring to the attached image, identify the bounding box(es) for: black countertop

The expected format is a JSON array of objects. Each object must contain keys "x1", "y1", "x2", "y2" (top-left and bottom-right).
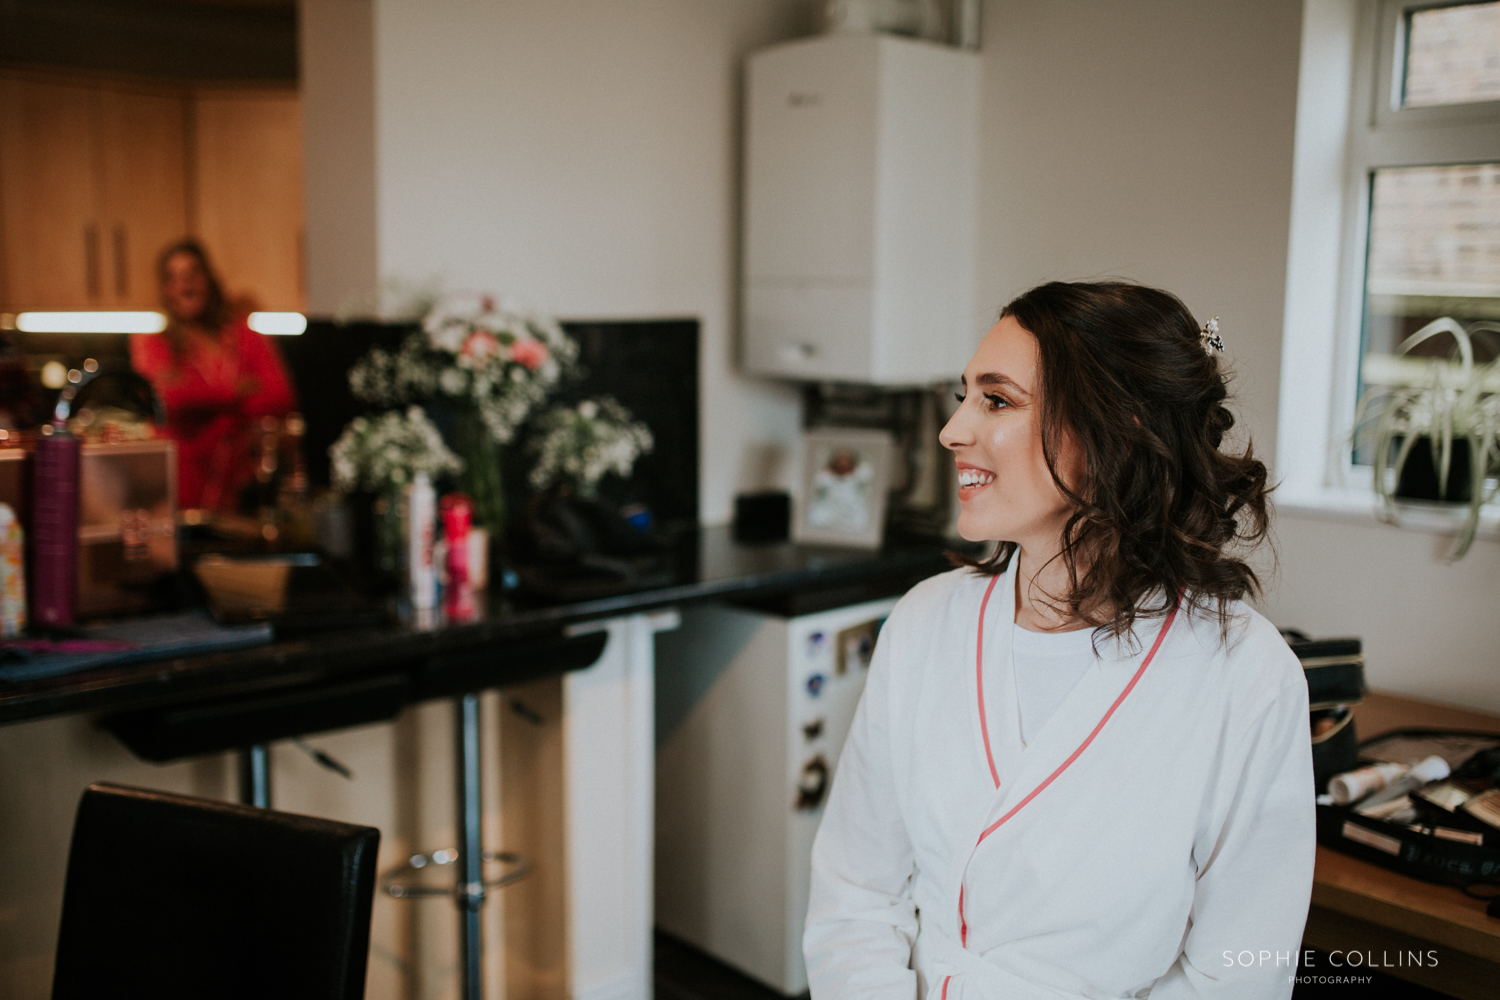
[{"x1": 0, "y1": 527, "x2": 953, "y2": 739}]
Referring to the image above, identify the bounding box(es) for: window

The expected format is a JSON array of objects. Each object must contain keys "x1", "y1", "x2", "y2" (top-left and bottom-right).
[
  {"x1": 1353, "y1": 3, "x2": 1500, "y2": 463},
  {"x1": 1402, "y1": 2, "x2": 1500, "y2": 107},
  {"x1": 1358, "y1": 163, "x2": 1500, "y2": 415},
  {"x1": 1277, "y1": 0, "x2": 1500, "y2": 520}
]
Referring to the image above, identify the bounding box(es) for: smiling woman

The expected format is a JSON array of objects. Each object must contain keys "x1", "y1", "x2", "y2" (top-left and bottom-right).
[
  {"x1": 944, "y1": 283, "x2": 1272, "y2": 638},
  {"x1": 804, "y1": 281, "x2": 1314, "y2": 1000},
  {"x1": 129, "y1": 239, "x2": 297, "y2": 511},
  {"x1": 942, "y1": 316, "x2": 1080, "y2": 627}
]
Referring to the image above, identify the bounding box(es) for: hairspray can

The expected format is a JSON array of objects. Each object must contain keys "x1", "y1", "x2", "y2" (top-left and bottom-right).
[
  {"x1": 31, "y1": 425, "x2": 79, "y2": 627},
  {"x1": 0, "y1": 502, "x2": 25, "y2": 637},
  {"x1": 405, "y1": 472, "x2": 436, "y2": 610},
  {"x1": 440, "y1": 493, "x2": 473, "y2": 620}
]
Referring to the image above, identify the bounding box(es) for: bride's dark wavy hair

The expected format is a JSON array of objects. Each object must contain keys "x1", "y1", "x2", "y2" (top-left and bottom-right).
[{"x1": 957, "y1": 281, "x2": 1271, "y2": 643}]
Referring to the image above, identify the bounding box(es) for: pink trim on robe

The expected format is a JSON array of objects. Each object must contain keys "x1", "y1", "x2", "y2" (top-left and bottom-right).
[{"x1": 959, "y1": 596, "x2": 1180, "y2": 949}]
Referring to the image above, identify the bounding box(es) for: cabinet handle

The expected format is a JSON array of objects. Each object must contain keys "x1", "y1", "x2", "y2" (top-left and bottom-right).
[
  {"x1": 113, "y1": 225, "x2": 128, "y2": 298},
  {"x1": 84, "y1": 224, "x2": 100, "y2": 298}
]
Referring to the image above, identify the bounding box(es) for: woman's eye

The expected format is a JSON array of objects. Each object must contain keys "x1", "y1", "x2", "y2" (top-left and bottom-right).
[{"x1": 954, "y1": 391, "x2": 1011, "y2": 411}]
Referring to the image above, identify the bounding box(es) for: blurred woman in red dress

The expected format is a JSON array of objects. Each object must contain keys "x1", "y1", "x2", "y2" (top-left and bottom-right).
[{"x1": 129, "y1": 240, "x2": 297, "y2": 511}]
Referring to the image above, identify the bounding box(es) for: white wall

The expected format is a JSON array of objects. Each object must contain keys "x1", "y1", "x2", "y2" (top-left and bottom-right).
[
  {"x1": 974, "y1": 0, "x2": 1500, "y2": 713},
  {"x1": 975, "y1": 0, "x2": 1302, "y2": 456},
  {"x1": 1261, "y1": 511, "x2": 1500, "y2": 711},
  {"x1": 300, "y1": 0, "x2": 378, "y2": 315},
  {"x1": 303, "y1": 0, "x2": 813, "y2": 526}
]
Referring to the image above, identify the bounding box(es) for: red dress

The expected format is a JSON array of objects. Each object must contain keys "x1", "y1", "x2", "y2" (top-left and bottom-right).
[{"x1": 130, "y1": 319, "x2": 297, "y2": 511}]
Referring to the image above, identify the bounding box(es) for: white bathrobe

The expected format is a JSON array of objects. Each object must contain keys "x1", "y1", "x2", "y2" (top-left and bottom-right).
[{"x1": 804, "y1": 564, "x2": 1314, "y2": 1000}]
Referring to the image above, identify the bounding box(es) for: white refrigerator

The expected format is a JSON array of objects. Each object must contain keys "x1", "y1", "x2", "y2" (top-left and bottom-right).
[{"x1": 654, "y1": 595, "x2": 898, "y2": 995}]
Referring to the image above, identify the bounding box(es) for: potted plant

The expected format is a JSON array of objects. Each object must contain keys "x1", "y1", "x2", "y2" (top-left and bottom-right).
[{"x1": 1355, "y1": 316, "x2": 1500, "y2": 558}]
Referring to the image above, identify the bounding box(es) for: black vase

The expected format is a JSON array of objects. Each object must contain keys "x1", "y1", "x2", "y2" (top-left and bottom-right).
[{"x1": 1394, "y1": 436, "x2": 1472, "y2": 503}]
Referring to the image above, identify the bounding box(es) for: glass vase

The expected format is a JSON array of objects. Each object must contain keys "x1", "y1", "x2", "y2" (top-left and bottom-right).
[
  {"x1": 373, "y1": 490, "x2": 405, "y2": 578},
  {"x1": 452, "y1": 407, "x2": 507, "y2": 537}
]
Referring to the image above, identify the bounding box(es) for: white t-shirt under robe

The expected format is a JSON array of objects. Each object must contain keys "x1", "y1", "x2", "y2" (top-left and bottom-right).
[
  {"x1": 1009, "y1": 625, "x2": 1098, "y2": 745},
  {"x1": 804, "y1": 563, "x2": 1315, "y2": 1000}
]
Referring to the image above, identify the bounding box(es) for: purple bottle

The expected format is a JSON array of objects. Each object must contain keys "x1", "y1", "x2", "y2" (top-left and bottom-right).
[{"x1": 31, "y1": 424, "x2": 79, "y2": 627}]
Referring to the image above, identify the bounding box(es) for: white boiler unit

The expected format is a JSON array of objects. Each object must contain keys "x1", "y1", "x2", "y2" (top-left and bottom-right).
[
  {"x1": 655, "y1": 595, "x2": 898, "y2": 995},
  {"x1": 743, "y1": 33, "x2": 979, "y2": 385}
]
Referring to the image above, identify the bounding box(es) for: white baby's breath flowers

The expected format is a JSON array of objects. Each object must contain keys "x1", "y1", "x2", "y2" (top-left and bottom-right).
[
  {"x1": 348, "y1": 290, "x2": 578, "y2": 444},
  {"x1": 329, "y1": 405, "x2": 464, "y2": 495},
  {"x1": 528, "y1": 396, "x2": 654, "y2": 497}
]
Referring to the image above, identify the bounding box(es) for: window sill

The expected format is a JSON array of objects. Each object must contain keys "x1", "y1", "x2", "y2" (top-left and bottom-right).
[{"x1": 1274, "y1": 483, "x2": 1500, "y2": 544}]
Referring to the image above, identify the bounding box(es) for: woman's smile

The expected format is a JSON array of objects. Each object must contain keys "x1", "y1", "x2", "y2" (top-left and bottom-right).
[
  {"x1": 955, "y1": 462, "x2": 995, "y2": 497},
  {"x1": 939, "y1": 315, "x2": 1078, "y2": 548}
]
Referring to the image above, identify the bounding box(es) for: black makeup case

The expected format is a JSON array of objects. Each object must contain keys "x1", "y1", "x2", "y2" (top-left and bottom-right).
[
  {"x1": 1315, "y1": 729, "x2": 1500, "y2": 888},
  {"x1": 1310, "y1": 706, "x2": 1359, "y2": 793},
  {"x1": 1282, "y1": 630, "x2": 1366, "y2": 710},
  {"x1": 1281, "y1": 630, "x2": 1365, "y2": 793}
]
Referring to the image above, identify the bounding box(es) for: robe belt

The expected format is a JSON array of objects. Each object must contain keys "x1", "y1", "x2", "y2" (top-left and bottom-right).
[{"x1": 912, "y1": 927, "x2": 1100, "y2": 1000}]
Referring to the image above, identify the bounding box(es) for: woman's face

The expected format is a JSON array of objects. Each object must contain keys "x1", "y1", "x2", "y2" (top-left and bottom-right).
[
  {"x1": 939, "y1": 315, "x2": 1080, "y2": 548},
  {"x1": 161, "y1": 252, "x2": 210, "y2": 324}
]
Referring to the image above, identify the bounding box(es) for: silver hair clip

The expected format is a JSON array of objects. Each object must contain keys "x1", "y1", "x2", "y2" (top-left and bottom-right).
[{"x1": 1200, "y1": 317, "x2": 1224, "y2": 356}]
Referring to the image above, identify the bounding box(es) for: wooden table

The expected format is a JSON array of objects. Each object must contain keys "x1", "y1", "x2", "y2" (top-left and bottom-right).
[{"x1": 1304, "y1": 692, "x2": 1500, "y2": 999}]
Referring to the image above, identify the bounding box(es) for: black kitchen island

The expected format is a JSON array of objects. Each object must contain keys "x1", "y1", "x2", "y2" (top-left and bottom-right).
[{"x1": 0, "y1": 527, "x2": 952, "y2": 745}]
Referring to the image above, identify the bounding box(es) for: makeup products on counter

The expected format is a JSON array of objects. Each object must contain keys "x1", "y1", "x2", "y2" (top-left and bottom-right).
[
  {"x1": 1356, "y1": 754, "x2": 1451, "y2": 811},
  {"x1": 0, "y1": 502, "x2": 24, "y2": 637},
  {"x1": 31, "y1": 424, "x2": 79, "y2": 627},
  {"x1": 440, "y1": 494, "x2": 474, "y2": 621},
  {"x1": 441, "y1": 494, "x2": 470, "y2": 589},
  {"x1": 1355, "y1": 795, "x2": 1417, "y2": 823},
  {"x1": 1463, "y1": 788, "x2": 1500, "y2": 830},
  {"x1": 1329, "y1": 761, "x2": 1407, "y2": 805},
  {"x1": 1329, "y1": 755, "x2": 1456, "y2": 827},
  {"x1": 1408, "y1": 778, "x2": 1500, "y2": 832},
  {"x1": 405, "y1": 473, "x2": 436, "y2": 610},
  {"x1": 1416, "y1": 780, "x2": 1477, "y2": 813},
  {"x1": 466, "y1": 528, "x2": 489, "y2": 590}
]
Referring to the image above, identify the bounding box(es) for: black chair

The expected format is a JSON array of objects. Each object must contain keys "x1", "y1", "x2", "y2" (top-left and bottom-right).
[{"x1": 51, "y1": 782, "x2": 380, "y2": 1000}]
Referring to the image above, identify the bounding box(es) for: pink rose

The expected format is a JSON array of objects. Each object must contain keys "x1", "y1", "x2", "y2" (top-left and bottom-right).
[
  {"x1": 461, "y1": 331, "x2": 500, "y2": 360},
  {"x1": 509, "y1": 337, "x2": 550, "y2": 371}
]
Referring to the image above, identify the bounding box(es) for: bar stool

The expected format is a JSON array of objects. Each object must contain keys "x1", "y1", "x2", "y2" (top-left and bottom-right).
[
  {"x1": 380, "y1": 693, "x2": 531, "y2": 999},
  {"x1": 99, "y1": 627, "x2": 609, "y2": 1000}
]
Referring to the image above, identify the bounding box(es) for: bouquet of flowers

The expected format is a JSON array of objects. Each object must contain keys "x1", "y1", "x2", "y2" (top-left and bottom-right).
[
  {"x1": 528, "y1": 397, "x2": 655, "y2": 497},
  {"x1": 329, "y1": 405, "x2": 464, "y2": 495},
  {"x1": 349, "y1": 291, "x2": 578, "y2": 444},
  {"x1": 336, "y1": 290, "x2": 656, "y2": 555},
  {"x1": 344, "y1": 291, "x2": 581, "y2": 530}
]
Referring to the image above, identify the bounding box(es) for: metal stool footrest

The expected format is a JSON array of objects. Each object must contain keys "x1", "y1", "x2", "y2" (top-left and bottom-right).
[{"x1": 383, "y1": 848, "x2": 531, "y2": 899}]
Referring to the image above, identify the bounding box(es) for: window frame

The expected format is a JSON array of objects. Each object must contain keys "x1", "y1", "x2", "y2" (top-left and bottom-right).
[
  {"x1": 1277, "y1": 0, "x2": 1500, "y2": 536},
  {"x1": 1373, "y1": 0, "x2": 1500, "y2": 129}
]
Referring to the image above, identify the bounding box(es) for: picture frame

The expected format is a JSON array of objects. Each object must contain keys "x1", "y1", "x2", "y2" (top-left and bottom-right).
[{"x1": 793, "y1": 427, "x2": 894, "y2": 550}]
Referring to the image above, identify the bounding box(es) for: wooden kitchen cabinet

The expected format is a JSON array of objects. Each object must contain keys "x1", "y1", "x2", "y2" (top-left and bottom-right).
[
  {"x1": 95, "y1": 84, "x2": 190, "y2": 308},
  {"x1": 0, "y1": 74, "x2": 99, "y2": 308},
  {"x1": 0, "y1": 68, "x2": 302, "y2": 313},
  {"x1": 192, "y1": 87, "x2": 304, "y2": 311}
]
